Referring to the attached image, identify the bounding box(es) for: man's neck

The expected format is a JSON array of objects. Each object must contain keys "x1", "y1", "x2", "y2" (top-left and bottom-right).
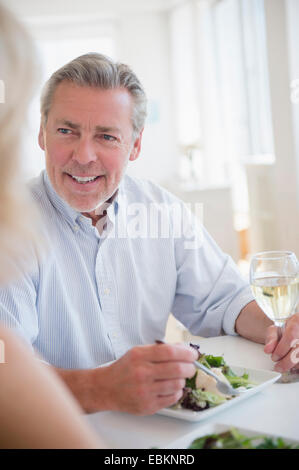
[
  {"x1": 81, "y1": 190, "x2": 118, "y2": 227},
  {"x1": 81, "y1": 210, "x2": 105, "y2": 227}
]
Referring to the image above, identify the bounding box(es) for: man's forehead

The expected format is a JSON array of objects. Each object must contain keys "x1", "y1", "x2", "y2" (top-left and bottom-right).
[{"x1": 48, "y1": 83, "x2": 133, "y2": 124}]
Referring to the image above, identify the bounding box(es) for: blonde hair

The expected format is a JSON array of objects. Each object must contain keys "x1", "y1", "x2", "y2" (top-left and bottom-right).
[
  {"x1": 0, "y1": 3, "x2": 42, "y2": 283},
  {"x1": 40, "y1": 53, "x2": 147, "y2": 140}
]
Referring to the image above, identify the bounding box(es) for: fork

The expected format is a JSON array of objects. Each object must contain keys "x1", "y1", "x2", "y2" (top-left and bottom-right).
[
  {"x1": 155, "y1": 340, "x2": 246, "y2": 397},
  {"x1": 193, "y1": 360, "x2": 244, "y2": 396}
]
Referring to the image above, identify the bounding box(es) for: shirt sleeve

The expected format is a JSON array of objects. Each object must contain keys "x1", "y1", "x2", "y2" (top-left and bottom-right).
[
  {"x1": 0, "y1": 269, "x2": 39, "y2": 349},
  {"x1": 171, "y1": 203, "x2": 255, "y2": 337}
]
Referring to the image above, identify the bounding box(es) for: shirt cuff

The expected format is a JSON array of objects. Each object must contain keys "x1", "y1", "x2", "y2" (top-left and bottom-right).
[
  {"x1": 222, "y1": 287, "x2": 255, "y2": 336},
  {"x1": 95, "y1": 360, "x2": 115, "y2": 368}
]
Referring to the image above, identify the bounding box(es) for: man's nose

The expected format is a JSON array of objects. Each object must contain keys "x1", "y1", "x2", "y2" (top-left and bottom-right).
[{"x1": 72, "y1": 138, "x2": 97, "y2": 164}]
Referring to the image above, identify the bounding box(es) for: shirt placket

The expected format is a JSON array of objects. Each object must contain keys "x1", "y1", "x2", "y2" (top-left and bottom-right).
[{"x1": 95, "y1": 241, "x2": 125, "y2": 360}]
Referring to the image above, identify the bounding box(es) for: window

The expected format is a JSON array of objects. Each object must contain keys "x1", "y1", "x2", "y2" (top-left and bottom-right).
[{"x1": 169, "y1": 0, "x2": 274, "y2": 214}]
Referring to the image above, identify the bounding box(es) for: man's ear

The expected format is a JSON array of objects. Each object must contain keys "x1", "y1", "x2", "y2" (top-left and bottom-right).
[
  {"x1": 38, "y1": 123, "x2": 45, "y2": 151},
  {"x1": 129, "y1": 129, "x2": 144, "y2": 162}
]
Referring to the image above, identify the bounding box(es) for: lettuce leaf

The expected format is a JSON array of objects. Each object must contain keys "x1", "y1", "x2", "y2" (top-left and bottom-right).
[{"x1": 192, "y1": 389, "x2": 227, "y2": 407}]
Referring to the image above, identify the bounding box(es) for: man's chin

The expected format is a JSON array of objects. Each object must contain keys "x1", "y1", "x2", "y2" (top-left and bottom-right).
[
  {"x1": 62, "y1": 184, "x2": 118, "y2": 214},
  {"x1": 70, "y1": 202, "x2": 106, "y2": 214},
  {"x1": 64, "y1": 195, "x2": 108, "y2": 214}
]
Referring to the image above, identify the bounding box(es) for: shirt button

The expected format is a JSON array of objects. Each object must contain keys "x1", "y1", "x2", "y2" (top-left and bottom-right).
[
  {"x1": 103, "y1": 287, "x2": 111, "y2": 295},
  {"x1": 73, "y1": 225, "x2": 79, "y2": 232}
]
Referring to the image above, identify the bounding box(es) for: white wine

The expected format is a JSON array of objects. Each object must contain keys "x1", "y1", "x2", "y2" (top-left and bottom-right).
[{"x1": 251, "y1": 276, "x2": 299, "y2": 324}]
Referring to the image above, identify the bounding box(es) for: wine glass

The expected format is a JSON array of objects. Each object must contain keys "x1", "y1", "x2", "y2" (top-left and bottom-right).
[{"x1": 250, "y1": 251, "x2": 299, "y2": 383}]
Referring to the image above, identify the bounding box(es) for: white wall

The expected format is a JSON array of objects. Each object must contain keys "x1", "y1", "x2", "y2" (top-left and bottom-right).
[
  {"x1": 115, "y1": 11, "x2": 179, "y2": 183},
  {"x1": 2, "y1": 0, "x2": 180, "y2": 16}
]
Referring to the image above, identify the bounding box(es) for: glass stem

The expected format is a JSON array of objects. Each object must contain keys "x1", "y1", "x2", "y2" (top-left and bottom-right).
[{"x1": 276, "y1": 323, "x2": 285, "y2": 341}]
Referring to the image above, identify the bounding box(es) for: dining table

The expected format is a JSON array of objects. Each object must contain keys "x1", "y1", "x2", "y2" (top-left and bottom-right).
[{"x1": 85, "y1": 335, "x2": 299, "y2": 449}]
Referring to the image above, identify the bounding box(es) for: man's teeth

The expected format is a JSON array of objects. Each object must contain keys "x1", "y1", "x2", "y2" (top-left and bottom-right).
[{"x1": 71, "y1": 175, "x2": 98, "y2": 183}]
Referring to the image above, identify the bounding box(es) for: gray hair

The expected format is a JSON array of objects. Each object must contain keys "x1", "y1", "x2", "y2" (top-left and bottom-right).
[{"x1": 40, "y1": 52, "x2": 147, "y2": 139}]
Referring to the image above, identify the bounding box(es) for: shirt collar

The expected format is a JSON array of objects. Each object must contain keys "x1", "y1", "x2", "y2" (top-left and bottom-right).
[{"x1": 43, "y1": 170, "x2": 123, "y2": 234}]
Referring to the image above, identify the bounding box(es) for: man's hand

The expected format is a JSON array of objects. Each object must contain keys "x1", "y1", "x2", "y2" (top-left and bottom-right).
[
  {"x1": 94, "y1": 343, "x2": 197, "y2": 415},
  {"x1": 55, "y1": 343, "x2": 197, "y2": 415},
  {"x1": 264, "y1": 313, "x2": 299, "y2": 373}
]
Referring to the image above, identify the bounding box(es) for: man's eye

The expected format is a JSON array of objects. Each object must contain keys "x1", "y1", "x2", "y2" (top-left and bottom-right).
[
  {"x1": 58, "y1": 128, "x2": 72, "y2": 135},
  {"x1": 102, "y1": 134, "x2": 116, "y2": 142}
]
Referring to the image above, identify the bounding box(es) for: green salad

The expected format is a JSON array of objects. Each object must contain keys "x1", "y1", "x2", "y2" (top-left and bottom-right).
[
  {"x1": 174, "y1": 344, "x2": 254, "y2": 412},
  {"x1": 188, "y1": 428, "x2": 299, "y2": 449}
]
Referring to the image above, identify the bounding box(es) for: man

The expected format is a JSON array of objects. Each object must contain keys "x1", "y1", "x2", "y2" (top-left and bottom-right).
[{"x1": 0, "y1": 53, "x2": 298, "y2": 415}]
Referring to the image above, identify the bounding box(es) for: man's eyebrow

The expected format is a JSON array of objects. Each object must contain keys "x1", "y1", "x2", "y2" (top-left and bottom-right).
[
  {"x1": 56, "y1": 121, "x2": 121, "y2": 133},
  {"x1": 56, "y1": 120, "x2": 80, "y2": 130},
  {"x1": 95, "y1": 125, "x2": 121, "y2": 133}
]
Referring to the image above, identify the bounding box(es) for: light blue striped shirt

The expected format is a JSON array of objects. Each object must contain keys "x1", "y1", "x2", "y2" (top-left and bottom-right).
[{"x1": 0, "y1": 170, "x2": 254, "y2": 369}]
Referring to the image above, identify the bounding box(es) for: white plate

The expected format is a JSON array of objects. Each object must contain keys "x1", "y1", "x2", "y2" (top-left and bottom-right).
[
  {"x1": 157, "y1": 365, "x2": 281, "y2": 422},
  {"x1": 165, "y1": 422, "x2": 299, "y2": 449}
]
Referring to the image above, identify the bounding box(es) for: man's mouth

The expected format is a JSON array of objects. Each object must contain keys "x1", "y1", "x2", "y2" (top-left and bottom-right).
[{"x1": 66, "y1": 174, "x2": 103, "y2": 185}]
